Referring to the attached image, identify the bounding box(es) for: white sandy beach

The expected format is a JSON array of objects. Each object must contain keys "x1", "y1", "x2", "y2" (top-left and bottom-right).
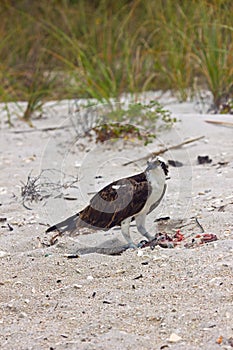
[{"x1": 0, "y1": 93, "x2": 232, "y2": 349}]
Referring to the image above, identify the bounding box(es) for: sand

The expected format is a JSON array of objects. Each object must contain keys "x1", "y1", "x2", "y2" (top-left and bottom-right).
[{"x1": 0, "y1": 94, "x2": 232, "y2": 349}]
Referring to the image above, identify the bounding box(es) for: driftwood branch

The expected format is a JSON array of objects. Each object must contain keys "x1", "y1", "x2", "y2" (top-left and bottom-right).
[
  {"x1": 123, "y1": 135, "x2": 205, "y2": 166},
  {"x1": 205, "y1": 120, "x2": 233, "y2": 127}
]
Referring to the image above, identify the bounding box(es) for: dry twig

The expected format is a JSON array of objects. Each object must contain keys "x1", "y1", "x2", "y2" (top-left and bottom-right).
[
  {"x1": 205, "y1": 120, "x2": 233, "y2": 127},
  {"x1": 123, "y1": 135, "x2": 205, "y2": 166},
  {"x1": 20, "y1": 169, "x2": 79, "y2": 210},
  {"x1": 11, "y1": 126, "x2": 70, "y2": 134}
]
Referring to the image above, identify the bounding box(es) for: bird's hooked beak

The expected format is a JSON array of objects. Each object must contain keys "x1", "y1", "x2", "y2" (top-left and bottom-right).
[
  {"x1": 146, "y1": 157, "x2": 169, "y2": 176},
  {"x1": 146, "y1": 159, "x2": 160, "y2": 171}
]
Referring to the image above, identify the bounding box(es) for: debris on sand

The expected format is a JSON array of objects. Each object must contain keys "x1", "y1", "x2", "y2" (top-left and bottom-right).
[
  {"x1": 20, "y1": 169, "x2": 79, "y2": 210},
  {"x1": 197, "y1": 155, "x2": 212, "y2": 164},
  {"x1": 168, "y1": 333, "x2": 182, "y2": 343},
  {"x1": 168, "y1": 159, "x2": 183, "y2": 167},
  {"x1": 139, "y1": 230, "x2": 217, "y2": 250}
]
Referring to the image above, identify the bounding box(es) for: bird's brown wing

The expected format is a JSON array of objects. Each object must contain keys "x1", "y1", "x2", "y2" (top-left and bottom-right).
[
  {"x1": 78, "y1": 172, "x2": 151, "y2": 230},
  {"x1": 46, "y1": 172, "x2": 151, "y2": 234}
]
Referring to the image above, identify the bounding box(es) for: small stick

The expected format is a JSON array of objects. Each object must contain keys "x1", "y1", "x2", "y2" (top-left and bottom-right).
[
  {"x1": 123, "y1": 135, "x2": 205, "y2": 166},
  {"x1": 205, "y1": 120, "x2": 233, "y2": 127},
  {"x1": 10, "y1": 126, "x2": 70, "y2": 134},
  {"x1": 195, "y1": 218, "x2": 205, "y2": 233}
]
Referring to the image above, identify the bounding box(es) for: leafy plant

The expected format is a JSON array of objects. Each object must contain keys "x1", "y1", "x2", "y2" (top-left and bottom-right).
[
  {"x1": 93, "y1": 123, "x2": 154, "y2": 145},
  {"x1": 90, "y1": 101, "x2": 176, "y2": 145}
]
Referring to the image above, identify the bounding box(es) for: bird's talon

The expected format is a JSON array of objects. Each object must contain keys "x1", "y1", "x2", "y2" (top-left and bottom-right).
[{"x1": 137, "y1": 240, "x2": 148, "y2": 248}]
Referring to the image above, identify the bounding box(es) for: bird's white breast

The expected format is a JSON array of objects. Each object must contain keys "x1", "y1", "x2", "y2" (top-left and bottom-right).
[{"x1": 139, "y1": 169, "x2": 165, "y2": 215}]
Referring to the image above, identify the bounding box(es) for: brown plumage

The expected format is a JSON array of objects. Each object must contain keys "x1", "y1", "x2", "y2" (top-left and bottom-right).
[{"x1": 46, "y1": 157, "x2": 168, "y2": 248}]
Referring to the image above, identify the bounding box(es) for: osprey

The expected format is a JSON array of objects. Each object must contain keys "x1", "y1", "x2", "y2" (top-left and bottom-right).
[{"x1": 46, "y1": 157, "x2": 168, "y2": 248}]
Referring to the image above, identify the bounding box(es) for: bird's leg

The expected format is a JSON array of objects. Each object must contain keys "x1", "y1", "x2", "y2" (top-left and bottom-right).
[
  {"x1": 121, "y1": 218, "x2": 137, "y2": 249},
  {"x1": 135, "y1": 215, "x2": 154, "y2": 242}
]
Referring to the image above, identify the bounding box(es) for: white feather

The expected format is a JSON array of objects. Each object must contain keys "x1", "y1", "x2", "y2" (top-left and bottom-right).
[{"x1": 137, "y1": 166, "x2": 166, "y2": 216}]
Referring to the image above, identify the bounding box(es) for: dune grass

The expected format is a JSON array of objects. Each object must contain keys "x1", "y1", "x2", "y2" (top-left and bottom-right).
[{"x1": 0, "y1": 0, "x2": 232, "y2": 122}]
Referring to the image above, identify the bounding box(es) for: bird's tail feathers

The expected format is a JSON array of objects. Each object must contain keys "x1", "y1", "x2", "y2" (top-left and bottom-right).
[{"x1": 46, "y1": 213, "x2": 79, "y2": 234}]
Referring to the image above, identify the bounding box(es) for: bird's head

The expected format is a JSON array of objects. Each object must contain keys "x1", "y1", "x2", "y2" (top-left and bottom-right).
[{"x1": 146, "y1": 156, "x2": 169, "y2": 176}]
